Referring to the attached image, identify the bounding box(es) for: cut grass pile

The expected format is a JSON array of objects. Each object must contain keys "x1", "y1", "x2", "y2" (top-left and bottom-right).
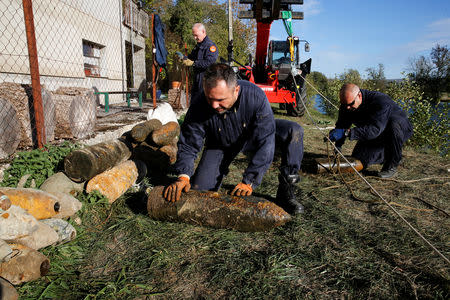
[{"x1": 14, "y1": 108, "x2": 450, "y2": 299}]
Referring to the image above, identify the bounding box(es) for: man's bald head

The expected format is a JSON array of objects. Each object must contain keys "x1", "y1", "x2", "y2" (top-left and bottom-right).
[{"x1": 339, "y1": 83, "x2": 362, "y2": 111}]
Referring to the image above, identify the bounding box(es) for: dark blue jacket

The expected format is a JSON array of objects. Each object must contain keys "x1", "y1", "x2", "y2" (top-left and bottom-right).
[
  {"x1": 154, "y1": 14, "x2": 167, "y2": 67},
  {"x1": 175, "y1": 80, "x2": 275, "y2": 187},
  {"x1": 187, "y1": 36, "x2": 219, "y2": 95},
  {"x1": 336, "y1": 89, "x2": 411, "y2": 141}
]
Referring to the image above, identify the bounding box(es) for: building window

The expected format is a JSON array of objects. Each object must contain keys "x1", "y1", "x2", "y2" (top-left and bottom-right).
[{"x1": 83, "y1": 40, "x2": 104, "y2": 77}]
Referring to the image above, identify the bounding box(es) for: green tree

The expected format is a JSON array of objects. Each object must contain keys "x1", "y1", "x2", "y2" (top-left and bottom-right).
[
  {"x1": 386, "y1": 77, "x2": 449, "y2": 156},
  {"x1": 305, "y1": 71, "x2": 328, "y2": 112},
  {"x1": 317, "y1": 69, "x2": 363, "y2": 117},
  {"x1": 338, "y1": 69, "x2": 363, "y2": 86},
  {"x1": 319, "y1": 77, "x2": 341, "y2": 118},
  {"x1": 144, "y1": 0, "x2": 255, "y2": 91},
  {"x1": 307, "y1": 71, "x2": 328, "y2": 93},
  {"x1": 364, "y1": 63, "x2": 387, "y2": 91},
  {"x1": 407, "y1": 44, "x2": 450, "y2": 103}
]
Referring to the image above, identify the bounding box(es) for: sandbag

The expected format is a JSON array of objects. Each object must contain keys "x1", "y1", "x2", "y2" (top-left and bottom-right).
[
  {"x1": 0, "y1": 243, "x2": 50, "y2": 285},
  {"x1": 147, "y1": 186, "x2": 291, "y2": 232},
  {"x1": 0, "y1": 187, "x2": 60, "y2": 219},
  {"x1": 0, "y1": 205, "x2": 39, "y2": 241},
  {"x1": 147, "y1": 102, "x2": 178, "y2": 125}
]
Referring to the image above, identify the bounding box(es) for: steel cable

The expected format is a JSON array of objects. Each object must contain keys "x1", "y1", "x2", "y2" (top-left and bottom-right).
[{"x1": 292, "y1": 70, "x2": 450, "y2": 265}]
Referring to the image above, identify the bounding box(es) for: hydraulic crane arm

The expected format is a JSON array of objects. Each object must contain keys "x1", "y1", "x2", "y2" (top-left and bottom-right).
[{"x1": 239, "y1": 0, "x2": 304, "y2": 68}]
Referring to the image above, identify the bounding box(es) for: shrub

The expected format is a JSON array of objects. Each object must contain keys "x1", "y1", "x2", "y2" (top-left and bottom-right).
[{"x1": 386, "y1": 78, "x2": 449, "y2": 156}]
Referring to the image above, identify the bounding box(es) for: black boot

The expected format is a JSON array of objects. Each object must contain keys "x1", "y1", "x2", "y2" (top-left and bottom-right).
[
  {"x1": 275, "y1": 174, "x2": 304, "y2": 214},
  {"x1": 378, "y1": 165, "x2": 397, "y2": 178}
]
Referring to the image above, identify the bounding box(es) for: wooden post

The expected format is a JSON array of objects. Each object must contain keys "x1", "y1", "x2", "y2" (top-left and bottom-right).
[
  {"x1": 22, "y1": 0, "x2": 45, "y2": 147},
  {"x1": 151, "y1": 14, "x2": 157, "y2": 108},
  {"x1": 184, "y1": 43, "x2": 189, "y2": 107}
]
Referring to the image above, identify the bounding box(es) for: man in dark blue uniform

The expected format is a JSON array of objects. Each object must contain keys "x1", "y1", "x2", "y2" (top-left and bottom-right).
[
  {"x1": 164, "y1": 63, "x2": 305, "y2": 214},
  {"x1": 329, "y1": 83, "x2": 413, "y2": 178},
  {"x1": 182, "y1": 23, "x2": 219, "y2": 101}
]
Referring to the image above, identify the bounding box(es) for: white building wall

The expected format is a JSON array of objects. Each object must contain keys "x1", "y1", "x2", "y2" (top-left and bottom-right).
[{"x1": 0, "y1": 0, "x2": 148, "y2": 104}]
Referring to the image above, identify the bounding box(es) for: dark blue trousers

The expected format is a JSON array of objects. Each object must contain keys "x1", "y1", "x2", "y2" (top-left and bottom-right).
[
  {"x1": 352, "y1": 117, "x2": 413, "y2": 168},
  {"x1": 191, "y1": 119, "x2": 304, "y2": 191},
  {"x1": 189, "y1": 72, "x2": 204, "y2": 106}
]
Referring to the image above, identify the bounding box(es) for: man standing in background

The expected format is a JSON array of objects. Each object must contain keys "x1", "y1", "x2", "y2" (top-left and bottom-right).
[{"x1": 181, "y1": 23, "x2": 219, "y2": 102}]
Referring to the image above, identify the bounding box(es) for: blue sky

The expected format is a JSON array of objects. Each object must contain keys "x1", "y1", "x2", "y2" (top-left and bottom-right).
[{"x1": 267, "y1": 0, "x2": 450, "y2": 79}]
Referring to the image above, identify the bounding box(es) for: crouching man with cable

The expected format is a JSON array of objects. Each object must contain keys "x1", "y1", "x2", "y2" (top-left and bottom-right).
[{"x1": 329, "y1": 83, "x2": 413, "y2": 178}]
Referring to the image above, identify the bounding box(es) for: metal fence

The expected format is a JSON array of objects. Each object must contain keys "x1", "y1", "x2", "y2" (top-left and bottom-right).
[{"x1": 0, "y1": 0, "x2": 150, "y2": 159}]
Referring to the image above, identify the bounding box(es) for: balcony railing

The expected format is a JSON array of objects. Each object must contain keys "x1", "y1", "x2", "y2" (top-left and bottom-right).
[{"x1": 123, "y1": 1, "x2": 149, "y2": 37}]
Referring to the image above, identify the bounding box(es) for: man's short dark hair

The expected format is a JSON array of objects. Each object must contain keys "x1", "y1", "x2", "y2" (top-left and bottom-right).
[{"x1": 203, "y1": 63, "x2": 237, "y2": 90}]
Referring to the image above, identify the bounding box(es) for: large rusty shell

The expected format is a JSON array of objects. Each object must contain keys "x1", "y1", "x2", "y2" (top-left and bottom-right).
[
  {"x1": 147, "y1": 186, "x2": 291, "y2": 232},
  {"x1": 86, "y1": 160, "x2": 142, "y2": 203},
  {"x1": 150, "y1": 121, "x2": 180, "y2": 146},
  {"x1": 0, "y1": 243, "x2": 50, "y2": 285},
  {"x1": 0, "y1": 188, "x2": 59, "y2": 220},
  {"x1": 64, "y1": 138, "x2": 132, "y2": 182},
  {"x1": 131, "y1": 119, "x2": 163, "y2": 142}
]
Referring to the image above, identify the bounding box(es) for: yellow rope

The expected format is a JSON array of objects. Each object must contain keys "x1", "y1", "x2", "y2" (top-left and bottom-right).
[{"x1": 289, "y1": 37, "x2": 294, "y2": 62}]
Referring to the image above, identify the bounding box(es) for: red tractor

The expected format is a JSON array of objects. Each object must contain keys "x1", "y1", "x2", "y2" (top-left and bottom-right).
[{"x1": 232, "y1": 0, "x2": 312, "y2": 116}]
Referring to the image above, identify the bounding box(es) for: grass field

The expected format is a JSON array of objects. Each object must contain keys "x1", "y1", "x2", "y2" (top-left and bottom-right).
[{"x1": 16, "y1": 106, "x2": 450, "y2": 299}]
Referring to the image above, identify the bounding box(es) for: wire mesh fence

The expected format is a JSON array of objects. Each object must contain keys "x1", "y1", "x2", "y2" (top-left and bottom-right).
[{"x1": 0, "y1": 0, "x2": 150, "y2": 159}]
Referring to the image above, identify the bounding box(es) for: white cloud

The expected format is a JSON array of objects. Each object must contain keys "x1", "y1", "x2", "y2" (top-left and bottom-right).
[
  {"x1": 400, "y1": 18, "x2": 450, "y2": 54},
  {"x1": 302, "y1": 0, "x2": 321, "y2": 16},
  {"x1": 425, "y1": 18, "x2": 450, "y2": 41},
  {"x1": 375, "y1": 18, "x2": 450, "y2": 77},
  {"x1": 312, "y1": 48, "x2": 364, "y2": 78}
]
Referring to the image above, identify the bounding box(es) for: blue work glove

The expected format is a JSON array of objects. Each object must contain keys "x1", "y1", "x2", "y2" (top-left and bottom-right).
[
  {"x1": 329, "y1": 128, "x2": 346, "y2": 142},
  {"x1": 175, "y1": 51, "x2": 185, "y2": 60}
]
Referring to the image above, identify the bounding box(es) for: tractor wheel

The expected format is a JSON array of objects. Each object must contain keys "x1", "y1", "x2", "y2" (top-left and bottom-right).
[{"x1": 286, "y1": 87, "x2": 307, "y2": 117}]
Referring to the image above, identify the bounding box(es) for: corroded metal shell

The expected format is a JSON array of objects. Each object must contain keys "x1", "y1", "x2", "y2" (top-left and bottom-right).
[{"x1": 147, "y1": 186, "x2": 291, "y2": 232}]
